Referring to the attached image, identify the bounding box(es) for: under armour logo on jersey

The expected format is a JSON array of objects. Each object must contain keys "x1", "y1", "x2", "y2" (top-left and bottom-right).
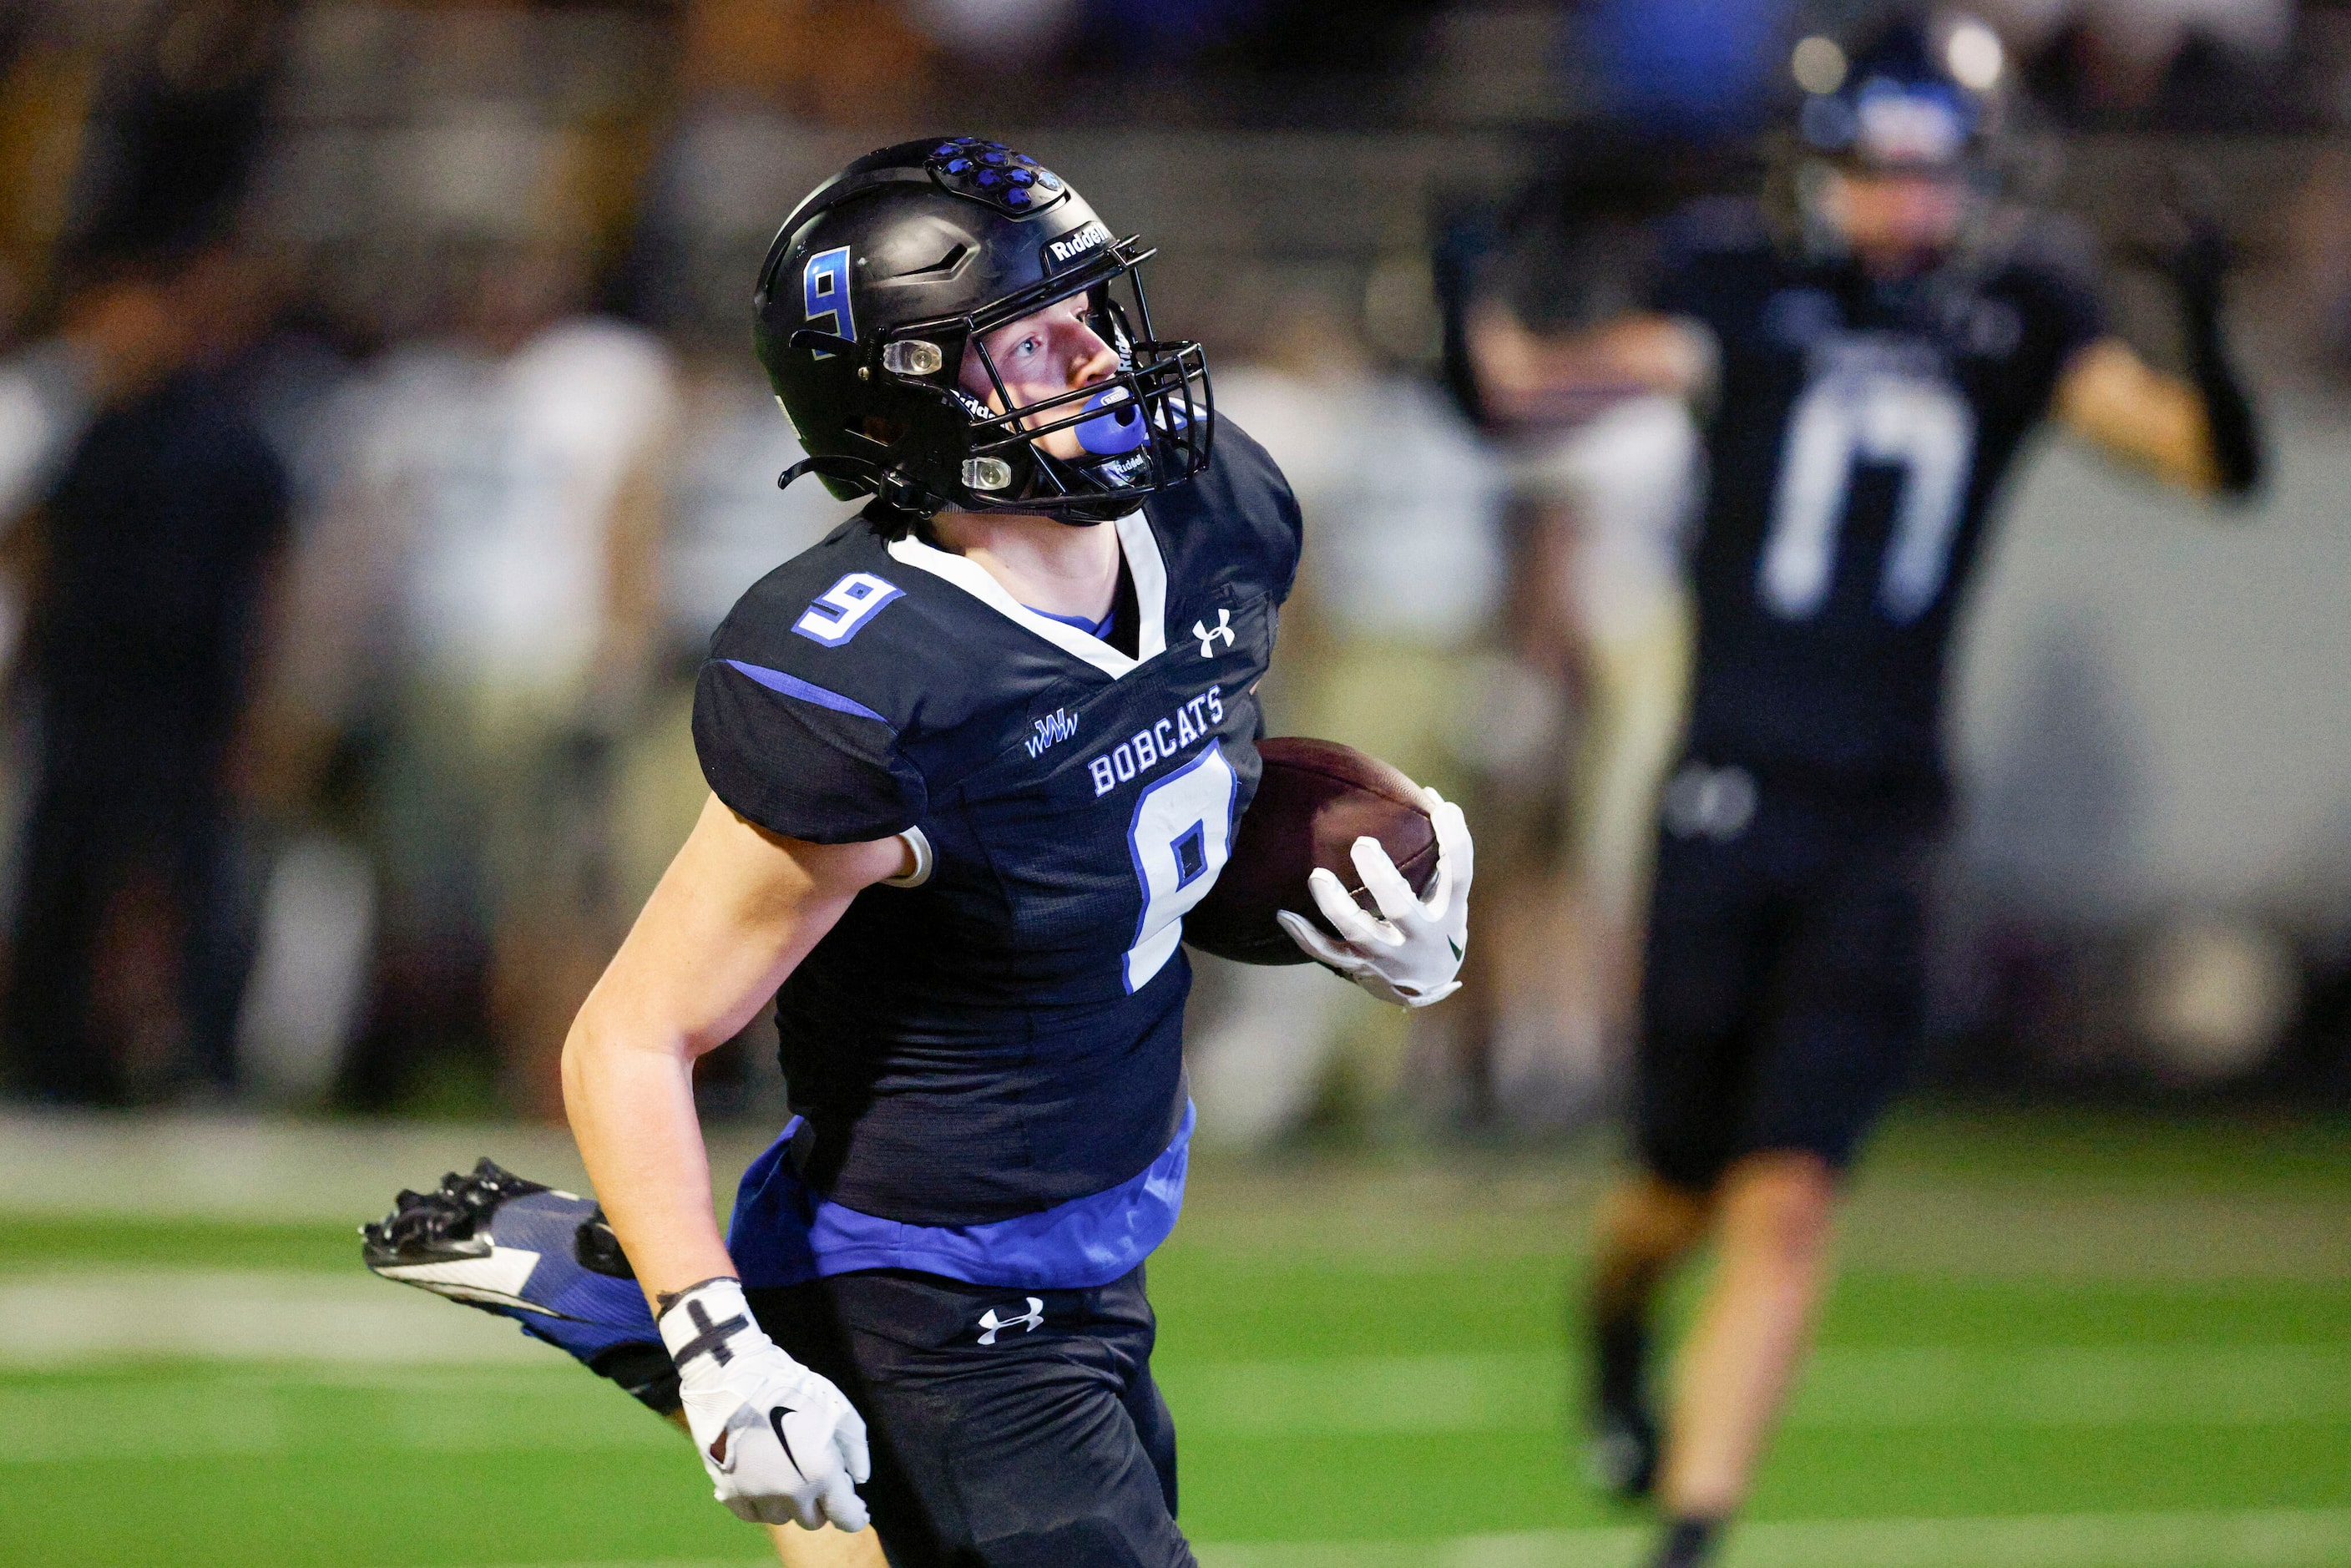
[
  {"x1": 1192, "y1": 609, "x2": 1235, "y2": 657},
  {"x1": 977, "y1": 1297, "x2": 1044, "y2": 1344}
]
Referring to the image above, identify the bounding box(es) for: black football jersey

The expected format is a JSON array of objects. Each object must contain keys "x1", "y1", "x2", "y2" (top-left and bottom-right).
[
  {"x1": 693, "y1": 422, "x2": 1301, "y2": 1228},
  {"x1": 1654, "y1": 200, "x2": 2106, "y2": 795}
]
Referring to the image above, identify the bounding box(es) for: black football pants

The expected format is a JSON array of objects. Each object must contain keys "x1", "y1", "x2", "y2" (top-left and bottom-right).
[
  {"x1": 748, "y1": 1265, "x2": 1193, "y2": 1568},
  {"x1": 1636, "y1": 771, "x2": 1935, "y2": 1192}
]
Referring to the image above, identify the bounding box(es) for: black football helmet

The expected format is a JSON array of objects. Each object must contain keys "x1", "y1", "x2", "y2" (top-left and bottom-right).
[{"x1": 755, "y1": 136, "x2": 1211, "y2": 527}]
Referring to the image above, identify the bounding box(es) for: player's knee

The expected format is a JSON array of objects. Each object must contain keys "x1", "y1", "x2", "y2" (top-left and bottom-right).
[{"x1": 1719, "y1": 1152, "x2": 1838, "y2": 1265}]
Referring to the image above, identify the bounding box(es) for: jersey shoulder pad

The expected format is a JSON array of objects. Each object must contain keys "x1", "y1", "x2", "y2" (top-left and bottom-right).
[
  {"x1": 693, "y1": 520, "x2": 928, "y2": 844},
  {"x1": 1985, "y1": 213, "x2": 2107, "y2": 362},
  {"x1": 1151, "y1": 413, "x2": 1304, "y2": 601}
]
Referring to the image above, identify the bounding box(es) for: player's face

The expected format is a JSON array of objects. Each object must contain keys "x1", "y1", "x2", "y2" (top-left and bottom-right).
[
  {"x1": 961, "y1": 295, "x2": 1121, "y2": 463},
  {"x1": 1821, "y1": 168, "x2": 1968, "y2": 278}
]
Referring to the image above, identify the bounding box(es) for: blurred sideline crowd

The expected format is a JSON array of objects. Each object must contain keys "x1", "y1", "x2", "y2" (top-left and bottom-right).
[{"x1": 1, "y1": 0, "x2": 2348, "y2": 1131}]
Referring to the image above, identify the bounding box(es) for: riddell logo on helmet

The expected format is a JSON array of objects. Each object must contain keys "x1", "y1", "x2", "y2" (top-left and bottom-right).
[{"x1": 1045, "y1": 224, "x2": 1110, "y2": 268}]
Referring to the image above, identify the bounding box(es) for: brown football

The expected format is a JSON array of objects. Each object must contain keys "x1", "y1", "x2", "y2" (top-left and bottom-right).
[{"x1": 1185, "y1": 736, "x2": 1438, "y2": 966}]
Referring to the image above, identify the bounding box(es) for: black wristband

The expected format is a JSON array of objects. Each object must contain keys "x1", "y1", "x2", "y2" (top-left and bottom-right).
[
  {"x1": 2175, "y1": 250, "x2": 2262, "y2": 497},
  {"x1": 654, "y1": 1274, "x2": 742, "y2": 1320},
  {"x1": 1433, "y1": 215, "x2": 1494, "y2": 429}
]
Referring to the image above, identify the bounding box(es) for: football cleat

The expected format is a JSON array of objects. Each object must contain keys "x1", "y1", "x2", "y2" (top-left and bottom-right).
[
  {"x1": 362, "y1": 1158, "x2": 675, "y2": 1414},
  {"x1": 1588, "y1": 1397, "x2": 1661, "y2": 1501}
]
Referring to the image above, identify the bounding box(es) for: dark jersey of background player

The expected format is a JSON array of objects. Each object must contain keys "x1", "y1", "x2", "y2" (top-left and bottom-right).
[
  {"x1": 695, "y1": 418, "x2": 1300, "y2": 1286},
  {"x1": 1656, "y1": 198, "x2": 2104, "y2": 805}
]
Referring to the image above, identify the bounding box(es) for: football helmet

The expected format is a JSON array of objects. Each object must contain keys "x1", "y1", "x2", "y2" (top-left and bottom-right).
[
  {"x1": 1777, "y1": 13, "x2": 2015, "y2": 272},
  {"x1": 756, "y1": 136, "x2": 1211, "y2": 527}
]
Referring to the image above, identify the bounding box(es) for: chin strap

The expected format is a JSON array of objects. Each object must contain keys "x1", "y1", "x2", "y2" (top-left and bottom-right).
[
  {"x1": 777, "y1": 453, "x2": 882, "y2": 493},
  {"x1": 779, "y1": 454, "x2": 943, "y2": 518}
]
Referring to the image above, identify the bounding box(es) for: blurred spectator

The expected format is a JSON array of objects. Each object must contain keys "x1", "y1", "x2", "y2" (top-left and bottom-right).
[
  {"x1": 1191, "y1": 300, "x2": 1504, "y2": 1142},
  {"x1": 1979, "y1": 0, "x2": 2293, "y2": 114},
  {"x1": 0, "y1": 246, "x2": 289, "y2": 1104},
  {"x1": 681, "y1": 0, "x2": 935, "y2": 124},
  {"x1": 906, "y1": 0, "x2": 1084, "y2": 63},
  {"x1": 609, "y1": 352, "x2": 842, "y2": 927},
  {"x1": 322, "y1": 243, "x2": 678, "y2": 1116},
  {"x1": 1489, "y1": 393, "x2": 1698, "y2": 1125},
  {"x1": 0, "y1": 279, "x2": 179, "y2": 532},
  {"x1": 2287, "y1": 145, "x2": 2351, "y2": 385}
]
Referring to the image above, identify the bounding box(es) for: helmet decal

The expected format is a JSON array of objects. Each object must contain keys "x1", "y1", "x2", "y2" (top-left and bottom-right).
[
  {"x1": 1852, "y1": 80, "x2": 1970, "y2": 164},
  {"x1": 927, "y1": 135, "x2": 1067, "y2": 217},
  {"x1": 803, "y1": 245, "x2": 855, "y2": 357}
]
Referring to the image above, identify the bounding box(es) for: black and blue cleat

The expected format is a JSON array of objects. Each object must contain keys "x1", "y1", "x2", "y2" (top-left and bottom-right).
[{"x1": 361, "y1": 1158, "x2": 677, "y2": 1414}]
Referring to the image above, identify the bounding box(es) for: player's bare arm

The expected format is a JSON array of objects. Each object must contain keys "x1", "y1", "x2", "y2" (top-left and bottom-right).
[
  {"x1": 562, "y1": 800, "x2": 904, "y2": 1302},
  {"x1": 564, "y1": 799, "x2": 899, "y2": 1542},
  {"x1": 2053, "y1": 203, "x2": 2262, "y2": 498},
  {"x1": 2053, "y1": 339, "x2": 2223, "y2": 490},
  {"x1": 1460, "y1": 306, "x2": 1716, "y2": 427}
]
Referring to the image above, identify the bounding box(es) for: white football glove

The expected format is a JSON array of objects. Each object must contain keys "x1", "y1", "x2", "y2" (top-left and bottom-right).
[
  {"x1": 1277, "y1": 787, "x2": 1474, "y2": 1009},
  {"x1": 657, "y1": 1277, "x2": 872, "y2": 1532}
]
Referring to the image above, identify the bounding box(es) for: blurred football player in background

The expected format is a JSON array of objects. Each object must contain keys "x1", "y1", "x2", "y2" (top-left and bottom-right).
[{"x1": 1443, "y1": 13, "x2": 2259, "y2": 1567}]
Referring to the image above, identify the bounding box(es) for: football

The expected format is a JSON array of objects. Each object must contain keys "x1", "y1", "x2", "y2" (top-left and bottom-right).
[{"x1": 1185, "y1": 736, "x2": 1439, "y2": 965}]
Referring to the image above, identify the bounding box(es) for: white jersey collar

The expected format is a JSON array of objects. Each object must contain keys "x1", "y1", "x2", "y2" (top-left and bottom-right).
[{"x1": 886, "y1": 511, "x2": 1167, "y2": 679}]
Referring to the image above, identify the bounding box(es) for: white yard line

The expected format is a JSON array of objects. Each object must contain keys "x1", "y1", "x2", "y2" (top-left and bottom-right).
[
  {"x1": 456, "y1": 1511, "x2": 2351, "y2": 1568},
  {"x1": 1161, "y1": 1346, "x2": 2351, "y2": 1433},
  {"x1": 5, "y1": 1272, "x2": 2348, "y2": 1432},
  {"x1": 0, "y1": 1269, "x2": 544, "y2": 1367},
  {"x1": 1199, "y1": 1510, "x2": 2351, "y2": 1568}
]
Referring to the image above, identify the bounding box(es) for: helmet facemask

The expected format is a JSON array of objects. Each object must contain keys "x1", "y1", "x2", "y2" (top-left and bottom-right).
[
  {"x1": 799, "y1": 239, "x2": 1210, "y2": 528},
  {"x1": 928, "y1": 245, "x2": 1209, "y2": 524}
]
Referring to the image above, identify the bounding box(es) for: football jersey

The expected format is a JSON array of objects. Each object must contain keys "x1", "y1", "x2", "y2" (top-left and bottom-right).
[
  {"x1": 1654, "y1": 200, "x2": 2105, "y2": 797},
  {"x1": 694, "y1": 422, "x2": 1301, "y2": 1261}
]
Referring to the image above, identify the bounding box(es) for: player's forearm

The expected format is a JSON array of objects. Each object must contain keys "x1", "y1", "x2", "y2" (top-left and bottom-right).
[
  {"x1": 1468, "y1": 309, "x2": 1706, "y2": 427},
  {"x1": 561, "y1": 799, "x2": 902, "y2": 1301},
  {"x1": 2056, "y1": 339, "x2": 2231, "y2": 494},
  {"x1": 562, "y1": 1010, "x2": 736, "y2": 1303}
]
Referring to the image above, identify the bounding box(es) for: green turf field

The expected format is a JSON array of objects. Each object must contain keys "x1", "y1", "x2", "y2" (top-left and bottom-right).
[{"x1": 3, "y1": 1107, "x2": 2347, "y2": 1567}]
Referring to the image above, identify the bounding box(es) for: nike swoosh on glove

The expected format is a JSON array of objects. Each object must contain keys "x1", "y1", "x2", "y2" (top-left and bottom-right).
[
  {"x1": 1277, "y1": 787, "x2": 1474, "y2": 1009},
  {"x1": 658, "y1": 1277, "x2": 872, "y2": 1532}
]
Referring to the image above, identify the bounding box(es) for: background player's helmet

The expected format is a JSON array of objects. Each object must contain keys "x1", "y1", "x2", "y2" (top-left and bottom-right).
[
  {"x1": 1778, "y1": 13, "x2": 2014, "y2": 271},
  {"x1": 755, "y1": 137, "x2": 1211, "y2": 528}
]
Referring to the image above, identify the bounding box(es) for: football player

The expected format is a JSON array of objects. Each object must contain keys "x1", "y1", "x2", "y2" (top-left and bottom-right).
[
  {"x1": 1441, "y1": 17, "x2": 2257, "y2": 1568},
  {"x1": 368, "y1": 137, "x2": 1473, "y2": 1568}
]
